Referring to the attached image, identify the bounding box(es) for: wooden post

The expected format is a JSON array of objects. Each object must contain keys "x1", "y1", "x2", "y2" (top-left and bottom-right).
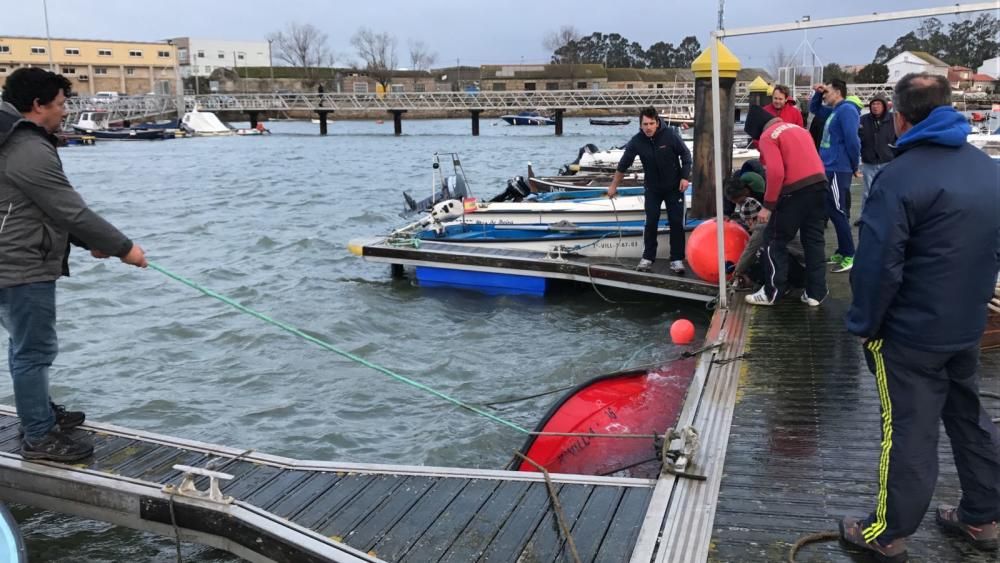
[
  {"x1": 470, "y1": 109, "x2": 482, "y2": 136},
  {"x1": 689, "y1": 43, "x2": 741, "y2": 219},
  {"x1": 247, "y1": 111, "x2": 259, "y2": 129},
  {"x1": 316, "y1": 110, "x2": 330, "y2": 135},
  {"x1": 553, "y1": 108, "x2": 565, "y2": 136},
  {"x1": 389, "y1": 110, "x2": 406, "y2": 136}
]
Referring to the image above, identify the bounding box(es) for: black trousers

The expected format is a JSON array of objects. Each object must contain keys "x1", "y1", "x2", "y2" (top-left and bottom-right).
[
  {"x1": 643, "y1": 189, "x2": 685, "y2": 261},
  {"x1": 761, "y1": 184, "x2": 827, "y2": 300},
  {"x1": 861, "y1": 338, "x2": 1000, "y2": 543}
]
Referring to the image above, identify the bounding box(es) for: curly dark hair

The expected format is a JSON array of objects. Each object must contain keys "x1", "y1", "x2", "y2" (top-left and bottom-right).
[{"x1": 2, "y1": 68, "x2": 73, "y2": 112}]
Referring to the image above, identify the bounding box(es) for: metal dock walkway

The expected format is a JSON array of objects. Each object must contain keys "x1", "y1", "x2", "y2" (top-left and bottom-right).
[
  {"x1": 355, "y1": 238, "x2": 720, "y2": 303},
  {"x1": 709, "y1": 245, "x2": 1000, "y2": 562}
]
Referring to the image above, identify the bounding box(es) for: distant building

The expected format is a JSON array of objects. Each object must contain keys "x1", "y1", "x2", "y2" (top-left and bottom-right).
[
  {"x1": 948, "y1": 66, "x2": 974, "y2": 90},
  {"x1": 0, "y1": 35, "x2": 177, "y2": 95},
  {"x1": 479, "y1": 64, "x2": 608, "y2": 91},
  {"x1": 970, "y1": 73, "x2": 997, "y2": 93},
  {"x1": 885, "y1": 51, "x2": 949, "y2": 82},
  {"x1": 977, "y1": 56, "x2": 1000, "y2": 80},
  {"x1": 338, "y1": 70, "x2": 436, "y2": 94},
  {"x1": 171, "y1": 37, "x2": 270, "y2": 78}
]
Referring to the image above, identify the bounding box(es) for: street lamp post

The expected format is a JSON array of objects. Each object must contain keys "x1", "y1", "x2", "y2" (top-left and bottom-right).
[
  {"x1": 267, "y1": 39, "x2": 275, "y2": 92},
  {"x1": 42, "y1": 0, "x2": 54, "y2": 70}
]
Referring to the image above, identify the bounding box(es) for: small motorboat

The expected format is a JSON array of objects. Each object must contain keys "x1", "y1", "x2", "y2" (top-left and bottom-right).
[
  {"x1": 590, "y1": 118, "x2": 632, "y2": 126},
  {"x1": 500, "y1": 111, "x2": 556, "y2": 126},
  {"x1": 71, "y1": 112, "x2": 166, "y2": 141}
]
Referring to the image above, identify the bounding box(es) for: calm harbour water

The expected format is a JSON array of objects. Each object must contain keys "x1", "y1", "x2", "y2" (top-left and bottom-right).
[{"x1": 3, "y1": 117, "x2": 713, "y2": 561}]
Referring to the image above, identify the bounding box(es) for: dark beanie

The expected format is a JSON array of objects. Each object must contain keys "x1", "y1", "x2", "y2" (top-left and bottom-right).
[{"x1": 744, "y1": 105, "x2": 774, "y2": 140}]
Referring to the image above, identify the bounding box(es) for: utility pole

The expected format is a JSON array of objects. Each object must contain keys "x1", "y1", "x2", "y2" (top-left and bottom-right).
[
  {"x1": 456, "y1": 57, "x2": 461, "y2": 92},
  {"x1": 42, "y1": 0, "x2": 54, "y2": 70},
  {"x1": 717, "y1": 0, "x2": 725, "y2": 31},
  {"x1": 267, "y1": 39, "x2": 275, "y2": 92}
]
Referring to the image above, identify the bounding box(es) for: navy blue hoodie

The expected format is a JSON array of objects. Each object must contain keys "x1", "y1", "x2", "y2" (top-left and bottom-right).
[
  {"x1": 616, "y1": 117, "x2": 692, "y2": 199},
  {"x1": 847, "y1": 106, "x2": 1000, "y2": 351}
]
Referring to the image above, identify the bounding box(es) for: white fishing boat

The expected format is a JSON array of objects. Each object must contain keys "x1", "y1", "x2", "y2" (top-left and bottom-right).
[{"x1": 576, "y1": 143, "x2": 760, "y2": 173}]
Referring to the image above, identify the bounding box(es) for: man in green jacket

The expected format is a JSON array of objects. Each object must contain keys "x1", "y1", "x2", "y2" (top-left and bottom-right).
[{"x1": 0, "y1": 68, "x2": 147, "y2": 462}]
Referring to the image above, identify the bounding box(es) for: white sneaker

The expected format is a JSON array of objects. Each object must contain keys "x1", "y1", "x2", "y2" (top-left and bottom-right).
[
  {"x1": 800, "y1": 290, "x2": 828, "y2": 307},
  {"x1": 669, "y1": 260, "x2": 685, "y2": 275},
  {"x1": 745, "y1": 288, "x2": 775, "y2": 306},
  {"x1": 636, "y1": 258, "x2": 654, "y2": 272}
]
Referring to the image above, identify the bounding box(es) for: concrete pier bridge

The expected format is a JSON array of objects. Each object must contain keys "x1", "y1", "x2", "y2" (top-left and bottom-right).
[{"x1": 64, "y1": 84, "x2": 902, "y2": 135}]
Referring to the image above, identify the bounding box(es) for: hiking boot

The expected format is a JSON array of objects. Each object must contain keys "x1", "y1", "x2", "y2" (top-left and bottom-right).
[
  {"x1": 801, "y1": 290, "x2": 828, "y2": 307},
  {"x1": 20, "y1": 428, "x2": 94, "y2": 462},
  {"x1": 936, "y1": 504, "x2": 998, "y2": 551},
  {"x1": 839, "y1": 516, "x2": 909, "y2": 563},
  {"x1": 827, "y1": 252, "x2": 844, "y2": 265},
  {"x1": 669, "y1": 260, "x2": 685, "y2": 275},
  {"x1": 745, "y1": 288, "x2": 775, "y2": 306},
  {"x1": 18, "y1": 402, "x2": 86, "y2": 438},
  {"x1": 833, "y1": 256, "x2": 854, "y2": 273},
  {"x1": 636, "y1": 258, "x2": 654, "y2": 272}
]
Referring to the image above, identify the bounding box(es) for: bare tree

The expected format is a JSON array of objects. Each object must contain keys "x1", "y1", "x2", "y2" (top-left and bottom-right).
[
  {"x1": 408, "y1": 39, "x2": 438, "y2": 71},
  {"x1": 351, "y1": 27, "x2": 398, "y2": 91},
  {"x1": 767, "y1": 44, "x2": 791, "y2": 83},
  {"x1": 268, "y1": 22, "x2": 333, "y2": 78},
  {"x1": 543, "y1": 25, "x2": 581, "y2": 55}
]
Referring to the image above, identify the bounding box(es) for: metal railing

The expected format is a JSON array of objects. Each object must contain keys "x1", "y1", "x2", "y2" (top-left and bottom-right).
[{"x1": 64, "y1": 84, "x2": 910, "y2": 123}]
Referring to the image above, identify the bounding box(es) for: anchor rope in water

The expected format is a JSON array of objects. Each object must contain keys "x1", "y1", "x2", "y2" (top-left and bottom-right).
[
  {"x1": 148, "y1": 261, "x2": 702, "y2": 441},
  {"x1": 148, "y1": 261, "x2": 528, "y2": 435}
]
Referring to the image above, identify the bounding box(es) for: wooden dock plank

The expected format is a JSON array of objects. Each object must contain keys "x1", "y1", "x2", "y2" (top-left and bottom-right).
[
  {"x1": 292, "y1": 474, "x2": 377, "y2": 530},
  {"x1": 391, "y1": 478, "x2": 497, "y2": 562},
  {"x1": 437, "y1": 480, "x2": 533, "y2": 563},
  {"x1": 220, "y1": 463, "x2": 285, "y2": 500},
  {"x1": 477, "y1": 483, "x2": 555, "y2": 562},
  {"x1": 315, "y1": 475, "x2": 408, "y2": 539},
  {"x1": 518, "y1": 484, "x2": 594, "y2": 562},
  {"x1": 242, "y1": 469, "x2": 315, "y2": 509},
  {"x1": 267, "y1": 472, "x2": 343, "y2": 518},
  {"x1": 594, "y1": 486, "x2": 652, "y2": 563},
  {"x1": 559, "y1": 485, "x2": 626, "y2": 562},
  {"x1": 347, "y1": 476, "x2": 438, "y2": 551}
]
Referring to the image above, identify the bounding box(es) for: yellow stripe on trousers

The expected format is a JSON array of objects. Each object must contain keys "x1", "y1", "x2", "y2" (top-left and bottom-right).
[{"x1": 864, "y1": 338, "x2": 893, "y2": 543}]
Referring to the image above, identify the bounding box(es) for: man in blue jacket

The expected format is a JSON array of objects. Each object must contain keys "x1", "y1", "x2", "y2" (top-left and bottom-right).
[
  {"x1": 608, "y1": 107, "x2": 692, "y2": 274},
  {"x1": 810, "y1": 79, "x2": 861, "y2": 273},
  {"x1": 840, "y1": 73, "x2": 1000, "y2": 562}
]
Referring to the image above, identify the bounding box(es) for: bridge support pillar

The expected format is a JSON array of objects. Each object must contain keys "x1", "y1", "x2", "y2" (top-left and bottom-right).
[
  {"x1": 734, "y1": 108, "x2": 741, "y2": 122},
  {"x1": 389, "y1": 110, "x2": 406, "y2": 136},
  {"x1": 315, "y1": 111, "x2": 331, "y2": 135},
  {"x1": 248, "y1": 111, "x2": 260, "y2": 129},
  {"x1": 553, "y1": 109, "x2": 565, "y2": 136},
  {"x1": 470, "y1": 110, "x2": 482, "y2": 136}
]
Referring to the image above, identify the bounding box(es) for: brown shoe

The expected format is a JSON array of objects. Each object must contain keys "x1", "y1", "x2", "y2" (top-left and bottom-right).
[
  {"x1": 936, "y1": 504, "x2": 999, "y2": 551},
  {"x1": 838, "y1": 516, "x2": 909, "y2": 563}
]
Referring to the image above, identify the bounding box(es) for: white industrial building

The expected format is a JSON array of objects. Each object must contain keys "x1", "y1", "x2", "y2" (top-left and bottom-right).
[{"x1": 170, "y1": 37, "x2": 270, "y2": 77}]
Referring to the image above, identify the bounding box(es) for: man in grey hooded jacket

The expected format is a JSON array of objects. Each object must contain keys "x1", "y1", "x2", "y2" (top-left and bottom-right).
[{"x1": 0, "y1": 68, "x2": 146, "y2": 462}]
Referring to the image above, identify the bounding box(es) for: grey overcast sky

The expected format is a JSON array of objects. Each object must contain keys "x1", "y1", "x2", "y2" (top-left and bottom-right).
[{"x1": 3, "y1": 0, "x2": 997, "y2": 70}]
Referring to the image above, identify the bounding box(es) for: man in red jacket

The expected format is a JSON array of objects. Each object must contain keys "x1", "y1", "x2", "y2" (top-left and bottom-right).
[
  {"x1": 762, "y1": 84, "x2": 804, "y2": 127},
  {"x1": 742, "y1": 105, "x2": 828, "y2": 306}
]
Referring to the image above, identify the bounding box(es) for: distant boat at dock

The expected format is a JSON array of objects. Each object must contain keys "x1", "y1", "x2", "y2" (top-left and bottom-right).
[
  {"x1": 590, "y1": 118, "x2": 632, "y2": 126},
  {"x1": 500, "y1": 111, "x2": 556, "y2": 126}
]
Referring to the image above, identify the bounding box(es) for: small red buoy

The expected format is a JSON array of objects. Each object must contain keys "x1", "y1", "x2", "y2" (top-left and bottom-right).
[{"x1": 670, "y1": 319, "x2": 695, "y2": 345}]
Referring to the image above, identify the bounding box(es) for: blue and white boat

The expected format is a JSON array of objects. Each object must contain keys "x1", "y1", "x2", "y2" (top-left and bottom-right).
[
  {"x1": 400, "y1": 218, "x2": 701, "y2": 259},
  {"x1": 500, "y1": 111, "x2": 556, "y2": 126}
]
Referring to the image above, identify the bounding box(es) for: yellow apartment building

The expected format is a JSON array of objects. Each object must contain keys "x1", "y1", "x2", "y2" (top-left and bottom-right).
[{"x1": 0, "y1": 36, "x2": 178, "y2": 96}]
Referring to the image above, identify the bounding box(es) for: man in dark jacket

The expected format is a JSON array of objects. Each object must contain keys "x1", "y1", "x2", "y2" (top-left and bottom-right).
[
  {"x1": 841, "y1": 73, "x2": 1000, "y2": 561},
  {"x1": 858, "y1": 95, "x2": 896, "y2": 215},
  {"x1": 608, "y1": 106, "x2": 692, "y2": 274},
  {"x1": 0, "y1": 68, "x2": 147, "y2": 462}
]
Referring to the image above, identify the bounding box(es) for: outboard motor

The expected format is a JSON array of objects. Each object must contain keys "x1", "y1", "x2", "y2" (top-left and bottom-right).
[{"x1": 559, "y1": 143, "x2": 600, "y2": 176}]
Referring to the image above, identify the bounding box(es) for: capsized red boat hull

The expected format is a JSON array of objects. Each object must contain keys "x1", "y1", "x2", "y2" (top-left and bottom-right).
[{"x1": 512, "y1": 356, "x2": 697, "y2": 478}]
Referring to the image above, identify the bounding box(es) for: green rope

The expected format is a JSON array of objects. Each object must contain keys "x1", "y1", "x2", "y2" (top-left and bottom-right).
[{"x1": 147, "y1": 261, "x2": 529, "y2": 434}]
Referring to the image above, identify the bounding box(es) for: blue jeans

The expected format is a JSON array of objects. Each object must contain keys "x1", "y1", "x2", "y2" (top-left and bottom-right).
[
  {"x1": 860, "y1": 162, "x2": 888, "y2": 214},
  {"x1": 0, "y1": 282, "x2": 57, "y2": 441},
  {"x1": 825, "y1": 171, "x2": 856, "y2": 257}
]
